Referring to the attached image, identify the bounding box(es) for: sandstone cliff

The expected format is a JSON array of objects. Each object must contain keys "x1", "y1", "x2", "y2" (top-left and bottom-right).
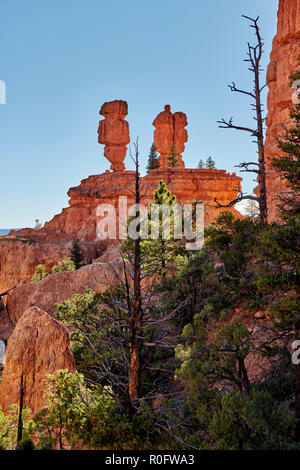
[
  {"x1": 265, "y1": 0, "x2": 300, "y2": 221},
  {"x1": 0, "y1": 168, "x2": 241, "y2": 293}
]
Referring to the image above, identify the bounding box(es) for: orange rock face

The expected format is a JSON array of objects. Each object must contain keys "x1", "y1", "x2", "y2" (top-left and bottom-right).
[
  {"x1": 98, "y1": 100, "x2": 130, "y2": 171},
  {"x1": 0, "y1": 235, "x2": 104, "y2": 294},
  {"x1": 0, "y1": 307, "x2": 75, "y2": 414},
  {"x1": 45, "y1": 168, "x2": 242, "y2": 243},
  {"x1": 265, "y1": 0, "x2": 300, "y2": 222},
  {"x1": 4, "y1": 260, "x2": 123, "y2": 335},
  {"x1": 0, "y1": 168, "x2": 241, "y2": 294},
  {"x1": 153, "y1": 105, "x2": 187, "y2": 168}
]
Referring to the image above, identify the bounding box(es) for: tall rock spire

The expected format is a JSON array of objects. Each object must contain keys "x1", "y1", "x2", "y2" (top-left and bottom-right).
[
  {"x1": 98, "y1": 100, "x2": 130, "y2": 172},
  {"x1": 264, "y1": 0, "x2": 300, "y2": 221},
  {"x1": 152, "y1": 105, "x2": 187, "y2": 168}
]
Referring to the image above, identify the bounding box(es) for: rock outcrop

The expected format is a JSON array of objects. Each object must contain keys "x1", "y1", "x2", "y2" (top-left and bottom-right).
[
  {"x1": 153, "y1": 105, "x2": 187, "y2": 168},
  {"x1": 0, "y1": 297, "x2": 13, "y2": 341},
  {"x1": 0, "y1": 169, "x2": 241, "y2": 293},
  {"x1": 49, "y1": 167, "x2": 241, "y2": 237},
  {"x1": 98, "y1": 100, "x2": 130, "y2": 171},
  {"x1": 4, "y1": 260, "x2": 123, "y2": 337},
  {"x1": 0, "y1": 235, "x2": 104, "y2": 293},
  {"x1": 265, "y1": 0, "x2": 300, "y2": 222},
  {"x1": 0, "y1": 307, "x2": 75, "y2": 414}
]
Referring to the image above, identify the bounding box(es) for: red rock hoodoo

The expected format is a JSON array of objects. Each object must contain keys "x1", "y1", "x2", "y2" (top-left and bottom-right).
[
  {"x1": 265, "y1": 0, "x2": 300, "y2": 222},
  {"x1": 97, "y1": 100, "x2": 130, "y2": 171},
  {"x1": 153, "y1": 105, "x2": 187, "y2": 168}
]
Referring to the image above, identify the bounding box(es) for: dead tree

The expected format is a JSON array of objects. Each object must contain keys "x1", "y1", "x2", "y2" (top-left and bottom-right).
[
  {"x1": 128, "y1": 140, "x2": 143, "y2": 409},
  {"x1": 216, "y1": 15, "x2": 268, "y2": 224}
]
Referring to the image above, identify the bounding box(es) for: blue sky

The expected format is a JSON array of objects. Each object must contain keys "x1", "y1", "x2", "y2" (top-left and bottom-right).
[{"x1": 0, "y1": 0, "x2": 278, "y2": 228}]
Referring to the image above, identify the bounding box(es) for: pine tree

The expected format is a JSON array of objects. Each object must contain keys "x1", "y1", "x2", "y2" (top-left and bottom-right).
[
  {"x1": 198, "y1": 159, "x2": 204, "y2": 169},
  {"x1": 147, "y1": 180, "x2": 179, "y2": 276},
  {"x1": 146, "y1": 143, "x2": 159, "y2": 173},
  {"x1": 167, "y1": 144, "x2": 179, "y2": 168},
  {"x1": 152, "y1": 180, "x2": 177, "y2": 206},
  {"x1": 122, "y1": 180, "x2": 180, "y2": 277},
  {"x1": 206, "y1": 156, "x2": 216, "y2": 169},
  {"x1": 34, "y1": 219, "x2": 42, "y2": 230},
  {"x1": 70, "y1": 239, "x2": 84, "y2": 270},
  {"x1": 32, "y1": 264, "x2": 48, "y2": 282}
]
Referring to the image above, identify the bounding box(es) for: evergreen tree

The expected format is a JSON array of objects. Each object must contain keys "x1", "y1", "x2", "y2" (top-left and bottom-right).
[
  {"x1": 146, "y1": 180, "x2": 179, "y2": 276},
  {"x1": 32, "y1": 264, "x2": 49, "y2": 282},
  {"x1": 206, "y1": 156, "x2": 216, "y2": 169},
  {"x1": 167, "y1": 144, "x2": 179, "y2": 168},
  {"x1": 152, "y1": 180, "x2": 176, "y2": 206},
  {"x1": 34, "y1": 219, "x2": 42, "y2": 230},
  {"x1": 198, "y1": 159, "x2": 204, "y2": 169},
  {"x1": 121, "y1": 180, "x2": 180, "y2": 277},
  {"x1": 270, "y1": 66, "x2": 300, "y2": 439},
  {"x1": 146, "y1": 143, "x2": 160, "y2": 173},
  {"x1": 70, "y1": 239, "x2": 84, "y2": 270},
  {"x1": 52, "y1": 257, "x2": 76, "y2": 273}
]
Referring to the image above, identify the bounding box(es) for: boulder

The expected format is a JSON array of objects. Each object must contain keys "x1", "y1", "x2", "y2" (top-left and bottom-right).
[{"x1": 0, "y1": 307, "x2": 76, "y2": 414}]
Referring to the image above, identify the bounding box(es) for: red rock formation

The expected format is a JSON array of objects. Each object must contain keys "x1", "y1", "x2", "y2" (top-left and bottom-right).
[
  {"x1": 0, "y1": 307, "x2": 75, "y2": 414},
  {"x1": 44, "y1": 168, "x2": 242, "y2": 243},
  {"x1": 0, "y1": 167, "x2": 241, "y2": 293},
  {"x1": 98, "y1": 100, "x2": 130, "y2": 171},
  {"x1": 4, "y1": 260, "x2": 123, "y2": 335},
  {"x1": 0, "y1": 98, "x2": 242, "y2": 294},
  {"x1": 0, "y1": 99, "x2": 245, "y2": 416},
  {"x1": 0, "y1": 235, "x2": 104, "y2": 293},
  {"x1": 173, "y1": 111, "x2": 188, "y2": 165},
  {"x1": 265, "y1": 0, "x2": 300, "y2": 222},
  {"x1": 153, "y1": 105, "x2": 187, "y2": 168}
]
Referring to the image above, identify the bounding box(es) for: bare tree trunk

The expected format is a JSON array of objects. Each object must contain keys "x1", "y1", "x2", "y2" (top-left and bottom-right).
[
  {"x1": 252, "y1": 17, "x2": 268, "y2": 224},
  {"x1": 128, "y1": 141, "x2": 143, "y2": 409},
  {"x1": 215, "y1": 15, "x2": 268, "y2": 224}
]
